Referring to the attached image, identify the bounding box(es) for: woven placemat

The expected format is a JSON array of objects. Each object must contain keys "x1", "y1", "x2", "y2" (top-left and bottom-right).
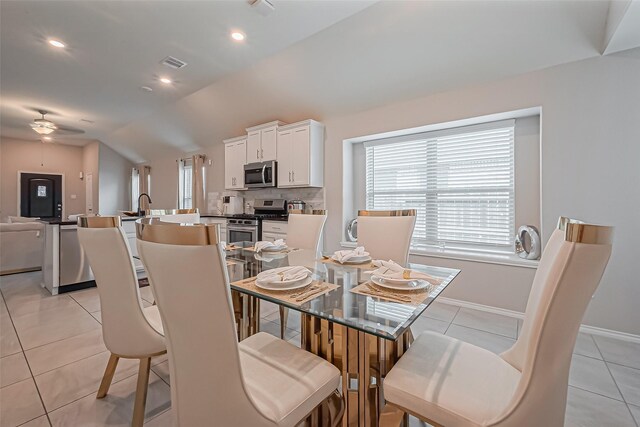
[
  {"x1": 319, "y1": 257, "x2": 376, "y2": 270},
  {"x1": 231, "y1": 277, "x2": 339, "y2": 306},
  {"x1": 350, "y1": 281, "x2": 433, "y2": 306}
]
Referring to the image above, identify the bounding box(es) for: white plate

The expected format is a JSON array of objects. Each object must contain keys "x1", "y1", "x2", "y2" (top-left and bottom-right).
[
  {"x1": 371, "y1": 275, "x2": 430, "y2": 290},
  {"x1": 331, "y1": 255, "x2": 372, "y2": 264},
  {"x1": 262, "y1": 245, "x2": 288, "y2": 252},
  {"x1": 256, "y1": 276, "x2": 313, "y2": 291},
  {"x1": 256, "y1": 267, "x2": 310, "y2": 285}
]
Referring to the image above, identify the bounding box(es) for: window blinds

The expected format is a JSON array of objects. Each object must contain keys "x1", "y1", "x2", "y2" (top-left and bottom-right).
[{"x1": 365, "y1": 120, "x2": 515, "y2": 252}]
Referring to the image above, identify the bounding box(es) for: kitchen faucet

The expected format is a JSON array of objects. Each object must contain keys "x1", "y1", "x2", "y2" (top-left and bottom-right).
[{"x1": 137, "y1": 193, "x2": 152, "y2": 216}]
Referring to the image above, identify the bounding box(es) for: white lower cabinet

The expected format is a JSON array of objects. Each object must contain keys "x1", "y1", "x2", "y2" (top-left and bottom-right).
[{"x1": 262, "y1": 221, "x2": 288, "y2": 242}]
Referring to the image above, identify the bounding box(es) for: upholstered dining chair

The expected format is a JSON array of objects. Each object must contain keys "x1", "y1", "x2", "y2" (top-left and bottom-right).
[
  {"x1": 136, "y1": 218, "x2": 344, "y2": 427},
  {"x1": 278, "y1": 209, "x2": 328, "y2": 338},
  {"x1": 77, "y1": 216, "x2": 166, "y2": 427},
  {"x1": 357, "y1": 209, "x2": 416, "y2": 265},
  {"x1": 380, "y1": 217, "x2": 613, "y2": 427},
  {"x1": 147, "y1": 208, "x2": 200, "y2": 224}
]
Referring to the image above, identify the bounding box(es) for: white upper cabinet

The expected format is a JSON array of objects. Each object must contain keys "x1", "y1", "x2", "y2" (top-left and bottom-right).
[
  {"x1": 245, "y1": 121, "x2": 286, "y2": 163},
  {"x1": 277, "y1": 120, "x2": 324, "y2": 188},
  {"x1": 224, "y1": 136, "x2": 246, "y2": 190}
]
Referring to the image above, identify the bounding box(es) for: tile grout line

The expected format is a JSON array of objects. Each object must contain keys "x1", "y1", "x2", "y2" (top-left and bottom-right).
[
  {"x1": 446, "y1": 322, "x2": 517, "y2": 341},
  {"x1": 592, "y1": 332, "x2": 640, "y2": 420},
  {"x1": 0, "y1": 289, "x2": 53, "y2": 427},
  {"x1": 568, "y1": 384, "x2": 628, "y2": 404}
]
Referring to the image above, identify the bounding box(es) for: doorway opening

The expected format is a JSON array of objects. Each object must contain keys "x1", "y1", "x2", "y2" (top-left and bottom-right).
[{"x1": 19, "y1": 172, "x2": 63, "y2": 219}]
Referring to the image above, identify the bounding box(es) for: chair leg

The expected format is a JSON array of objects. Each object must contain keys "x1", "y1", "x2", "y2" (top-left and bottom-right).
[
  {"x1": 96, "y1": 353, "x2": 119, "y2": 399},
  {"x1": 379, "y1": 403, "x2": 405, "y2": 427},
  {"x1": 279, "y1": 306, "x2": 289, "y2": 339},
  {"x1": 131, "y1": 357, "x2": 151, "y2": 427},
  {"x1": 328, "y1": 390, "x2": 345, "y2": 427}
]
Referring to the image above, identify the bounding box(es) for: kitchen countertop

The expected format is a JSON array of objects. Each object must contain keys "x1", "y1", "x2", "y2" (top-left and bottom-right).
[{"x1": 39, "y1": 213, "x2": 289, "y2": 226}]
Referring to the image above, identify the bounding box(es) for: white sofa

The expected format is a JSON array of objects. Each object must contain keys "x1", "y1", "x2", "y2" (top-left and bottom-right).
[{"x1": 0, "y1": 221, "x2": 45, "y2": 275}]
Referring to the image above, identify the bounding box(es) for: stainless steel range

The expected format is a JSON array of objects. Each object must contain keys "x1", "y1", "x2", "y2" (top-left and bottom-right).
[{"x1": 226, "y1": 199, "x2": 287, "y2": 243}]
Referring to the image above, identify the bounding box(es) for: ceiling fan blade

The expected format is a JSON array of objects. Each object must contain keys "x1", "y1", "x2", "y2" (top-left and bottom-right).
[{"x1": 53, "y1": 125, "x2": 85, "y2": 135}]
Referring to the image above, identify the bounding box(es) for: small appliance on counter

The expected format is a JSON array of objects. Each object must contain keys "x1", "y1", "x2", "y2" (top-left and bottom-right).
[
  {"x1": 222, "y1": 195, "x2": 244, "y2": 215},
  {"x1": 287, "y1": 200, "x2": 306, "y2": 212}
]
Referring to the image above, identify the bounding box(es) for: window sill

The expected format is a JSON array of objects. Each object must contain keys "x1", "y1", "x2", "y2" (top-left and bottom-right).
[{"x1": 339, "y1": 241, "x2": 539, "y2": 269}]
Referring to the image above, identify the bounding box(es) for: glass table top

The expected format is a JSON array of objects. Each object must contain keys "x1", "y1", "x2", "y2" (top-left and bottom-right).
[{"x1": 225, "y1": 242, "x2": 460, "y2": 341}]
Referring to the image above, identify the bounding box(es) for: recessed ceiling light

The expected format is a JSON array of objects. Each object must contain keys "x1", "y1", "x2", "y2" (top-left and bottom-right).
[
  {"x1": 159, "y1": 77, "x2": 172, "y2": 84},
  {"x1": 42, "y1": 136, "x2": 53, "y2": 141},
  {"x1": 140, "y1": 86, "x2": 153, "y2": 92},
  {"x1": 48, "y1": 39, "x2": 65, "y2": 48},
  {"x1": 231, "y1": 32, "x2": 245, "y2": 41}
]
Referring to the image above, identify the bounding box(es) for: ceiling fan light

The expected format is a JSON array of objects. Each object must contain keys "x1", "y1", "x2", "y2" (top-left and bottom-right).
[{"x1": 30, "y1": 123, "x2": 56, "y2": 135}]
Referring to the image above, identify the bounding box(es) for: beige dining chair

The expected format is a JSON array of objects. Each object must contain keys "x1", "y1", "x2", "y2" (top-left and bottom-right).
[
  {"x1": 77, "y1": 216, "x2": 166, "y2": 427},
  {"x1": 278, "y1": 209, "x2": 328, "y2": 338},
  {"x1": 147, "y1": 208, "x2": 200, "y2": 223},
  {"x1": 357, "y1": 209, "x2": 416, "y2": 265},
  {"x1": 380, "y1": 217, "x2": 613, "y2": 427},
  {"x1": 136, "y1": 218, "x2": 344, "y2": 427}
]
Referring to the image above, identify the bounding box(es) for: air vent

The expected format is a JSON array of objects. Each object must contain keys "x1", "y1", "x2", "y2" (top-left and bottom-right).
[{"x1": 160, "y1": 56, "x2": 187, "y2": 69}]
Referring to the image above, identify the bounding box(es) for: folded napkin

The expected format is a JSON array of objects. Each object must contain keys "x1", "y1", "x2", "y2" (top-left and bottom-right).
[
  {"x1": 371, "y1": 259, "x2": 440, "y2": 283},
  {"x1": 254, "y1": 239, "x2": 286, "y2": 253},
  {"x1": 333, "y1": 246, "x2": 368, "y2": 263},
  {"x1": 258, "y1": 266, "x2": 310, "y2": 283}
]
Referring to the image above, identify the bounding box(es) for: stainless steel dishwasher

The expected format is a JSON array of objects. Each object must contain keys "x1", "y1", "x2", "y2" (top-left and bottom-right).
[{"x1": 59, "y1": 224, "x2": 94, "y2": 287}]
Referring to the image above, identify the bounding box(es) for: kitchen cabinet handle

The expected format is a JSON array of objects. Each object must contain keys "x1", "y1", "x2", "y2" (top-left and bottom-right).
[
  {"x1": 261, "y1": 148, "x2": 263, "y2": 158},
  {"x1": 289, "y1": 171, "x2": 292, "y2": 182},
  {"x1": 292, "y1": 171, "x2": 295, "y2": 181},
  {"x1": 256, "y1": 149, "x2": 259, "y2": 159}
]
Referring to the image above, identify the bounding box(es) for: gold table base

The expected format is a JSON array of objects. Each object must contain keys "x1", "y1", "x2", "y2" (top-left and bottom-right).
[{"x1": 233, "y1": 291, "x2": 412, "y2": 427}]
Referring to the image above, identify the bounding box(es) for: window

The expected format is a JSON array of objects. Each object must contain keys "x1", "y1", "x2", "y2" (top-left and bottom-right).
[
  {"x1": 179, "y1": 158, "x2": 193, "y2": 209},
  {"x1": 131, "y1": 168, "x2": 139, "y2": 210},
  {"x1": 365, "y1": 120, "x2": 515, "y2": 253}
]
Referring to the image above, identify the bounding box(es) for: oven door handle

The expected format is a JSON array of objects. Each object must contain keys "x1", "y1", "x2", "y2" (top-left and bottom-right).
[{"x1": 261, "y1": 165, "x2": 267, "y2": 185}]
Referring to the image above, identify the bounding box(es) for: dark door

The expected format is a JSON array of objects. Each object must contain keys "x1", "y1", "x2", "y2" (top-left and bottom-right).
[{"x1": 20, "y1": 173, "x2": 63, "y2": 219}]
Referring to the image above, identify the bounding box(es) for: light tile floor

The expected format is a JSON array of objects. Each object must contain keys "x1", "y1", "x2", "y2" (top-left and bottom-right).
[{"x1": 1, "y1": 271, "x2": 639, "y2": 427}]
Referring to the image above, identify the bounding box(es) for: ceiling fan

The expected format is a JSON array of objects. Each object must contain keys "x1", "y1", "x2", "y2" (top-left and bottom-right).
[{"x1": 30, "y1": 109, "x2": 85, "y2": 136}]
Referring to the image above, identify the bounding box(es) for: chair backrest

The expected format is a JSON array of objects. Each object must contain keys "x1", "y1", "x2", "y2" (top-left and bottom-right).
[
  {"x1": 357, "y1": 210, "x2": 416, "y2": 265},
  {"x1": 496, "y1": 217, "x2": 613, "y2": 426},
  {"x1": 147, "y1": 208, "x2": 200, "y2": 224},
  {"x1": 77, "y1": 216, "x2": 164, "y2": 357},
  {"x1": 135, "y1": 219, "x2": 273, "y2": 426},
  {"x1": 285, "y1": 210, "x2": 327, "y2": 252}
]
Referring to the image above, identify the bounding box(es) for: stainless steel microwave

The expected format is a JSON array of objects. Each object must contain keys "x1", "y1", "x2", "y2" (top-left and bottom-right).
[{"x1": 244, "y1": 161, "x2": 277, "y2": 188}]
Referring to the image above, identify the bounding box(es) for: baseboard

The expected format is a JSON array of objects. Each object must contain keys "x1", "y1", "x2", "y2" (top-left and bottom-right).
[
  {"x1": 437, "y1": 297, "x2": 640, "y2": 344},
  {"x1": 0, "y1": 266, "x2": 42, "y2": 276}
]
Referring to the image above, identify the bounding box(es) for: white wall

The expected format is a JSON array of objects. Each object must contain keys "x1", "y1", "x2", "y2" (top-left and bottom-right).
[
  {"x1": 323, "y1": 53, "x2": 640, "y2": 335},
  {"x1": 82, "y1": 141, "x2": 100, "y2": 214},
  {"x1": 97, "y1": 142, "x2": 133, "y2": 215},
  {"x1": 0, "y1": 137, "x2": 86, "y2": 219}
]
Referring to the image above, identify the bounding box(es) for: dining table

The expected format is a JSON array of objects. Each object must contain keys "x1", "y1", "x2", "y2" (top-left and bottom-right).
[{"x1": 223, "y1": 242, "x2": 461, "y2": 427}]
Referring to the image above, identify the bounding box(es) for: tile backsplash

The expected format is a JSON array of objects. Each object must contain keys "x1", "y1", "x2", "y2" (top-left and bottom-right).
[{"x1": 207, "y1": 187, "x2": 324, "y2": 214}]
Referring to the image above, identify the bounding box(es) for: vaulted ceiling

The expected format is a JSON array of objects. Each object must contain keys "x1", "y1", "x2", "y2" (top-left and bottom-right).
[{"x1": 2, "y1": 1, "x2": 636, "y2": 163}]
